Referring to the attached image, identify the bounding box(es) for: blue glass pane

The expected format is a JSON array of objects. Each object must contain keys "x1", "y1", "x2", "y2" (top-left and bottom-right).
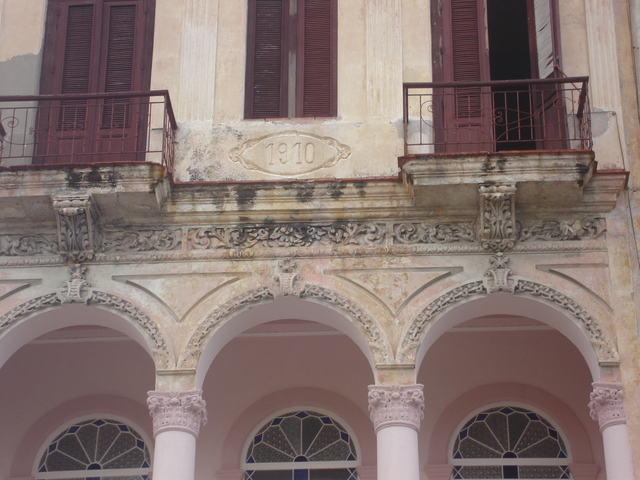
[
  {"x1": 503, "y1": 465, "x2": 518, "y2": 479},
  {"x1": 294, "y1": 469, "x2": 309, "y2": 480},
  {"x1": 272, "y1": 418, "x2": 283, "y2": 425},
  {"x1": 48, "y1": 443, "x2": 57, "y2": 453},
  {"x1": 459, "y1": 429, "x2": 468, "y2": 440},
  {"x1": 500, "y1": 407, "x2": 514, "y2": 414},
  {"x1": 321, "y1": 417, "x2": 332, "y2": 424},
  {"x1": 340, "y1": 432, "x2": 349, "y2": 442},
  {"x1": 296, "y1": 412, "x2": 309, "y2": 419},
  {"x1": 68, "y1": 426, "x2": 80, "y2": 433},
  {"x1": 347, "y1": 454, "x2": 356, "y2": 461},
  {"x1": 526, "y1": 413, "x2": 539, "y2": 421},
  {"x1": 549, "y1": 429, "x2": 558, "y2": 439},
  {"x1": 254, "y1": 434, "x2": 263, "y2": 445},
  {"x1": 137, "y1": 439, "x2": 145, "y2": 449},
  {"x1": 294, "y1": 456, "x2": 308, "y2": 462},
  {"x1": 476, "y1": 413, "x2": 488, "y2": 421},
  {"x1": 92, "y1": 420, "x2": 105, "y2": 426},
  {"x1": 118, "y1": 424, "x2": 130, "y2": 432}
]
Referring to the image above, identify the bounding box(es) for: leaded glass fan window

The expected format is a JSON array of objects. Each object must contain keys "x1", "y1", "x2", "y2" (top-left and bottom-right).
[
  {"x1": 451, "y1": 407, "x2": 571, "y2": 480},
  {"x1": 36, "y1": 418, "x2": 151, "y2": 480},
  {"x1": 244, "y1": 411, "x2": 359, "y2": 480}
]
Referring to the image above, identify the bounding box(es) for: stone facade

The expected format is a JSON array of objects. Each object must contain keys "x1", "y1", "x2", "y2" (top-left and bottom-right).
[{"x1": 0, "y1": 1, "x2": 640, "y2": 480}]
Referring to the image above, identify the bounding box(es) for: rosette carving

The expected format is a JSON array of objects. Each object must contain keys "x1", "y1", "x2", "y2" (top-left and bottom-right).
[
  {"x1": 368, "y1": 384, "x2": 425, "y2": 432},
  {"x1": 147, "y1": 390, "x2": 208, "y2": 437}
]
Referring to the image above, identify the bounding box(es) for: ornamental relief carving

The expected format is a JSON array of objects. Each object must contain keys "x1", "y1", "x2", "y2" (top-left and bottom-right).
[
  {"x1": 397, "y1": 267, "x2": 618, "y2": 366},
  {"x1": 229, "y1": 131, "x2": 351, "y2": 177},
  {"x1": 0, "y1": 265, "x2": 172, "y2": 369},
  {"x1": 53, "y1": 194, "x2": 101, "y2": 263},
  {"x1": 178, "y1": 281, "x2": 392, "y2": 369},
  {"x1": 0, "y1": 217, "x2": 605, "y2": 264},
  {"x1": 479, "y1": 184, "x2": 517, "y2": 252}
]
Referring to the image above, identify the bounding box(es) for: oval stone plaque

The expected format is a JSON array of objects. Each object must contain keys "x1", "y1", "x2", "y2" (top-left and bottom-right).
[{"x1": 229, "y1": 131, "x2": 351, "y2": 176}]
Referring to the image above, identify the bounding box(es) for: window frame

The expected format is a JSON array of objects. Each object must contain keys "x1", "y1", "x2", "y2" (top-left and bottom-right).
[
  {"x1": 33, "y1": 415, "x2": 154, "y2": 480},
  {"x1": 448, "y1": 403, "x2": 573, "y2": 480},
  {"x1": 241, "y1": 408, "x2": 361, "y2": 478},
  {"x1": 244, "y1": 0, "x2": 338, "y2": 119}
]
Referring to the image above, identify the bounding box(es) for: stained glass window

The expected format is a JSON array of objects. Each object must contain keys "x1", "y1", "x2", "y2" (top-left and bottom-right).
[
  {"x1": 451, "y1": 407, "x2": 571, "y2": 479},
  {"x1": 244, "y1": 411, "x2": 358, "y2": 480},
  {"x1": 36, "y1": 418, "x2": 151, "y2": 480}
]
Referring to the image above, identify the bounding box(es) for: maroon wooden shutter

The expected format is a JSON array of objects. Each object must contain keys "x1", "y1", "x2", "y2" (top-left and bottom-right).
[
  {"x1": 246, "y1": 0, "x2": 287, "y2": 118},
  {"x1": 299, "y1": 0, "x2": 336, "y2": 117},
  {"x1": 101, "y1": 2, "x2": 139, "y2": 128}
]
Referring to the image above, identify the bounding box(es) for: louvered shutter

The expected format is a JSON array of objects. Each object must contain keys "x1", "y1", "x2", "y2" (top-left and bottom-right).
[
  {"x1": 246, "y1": 0, "x2": 287, "y2": 118},
  {"x1": 299, "y1": 0, "x2": 336, "y2": 117},
  {"x1": 532, "y1": 0, "x2": 559, "y2": 79},
  {"x1": 100, "y1": 2, "x2": 140, "y2": 128},
  {"x1": 449, "y1": 0, "x2": 487, "y2": 118}
]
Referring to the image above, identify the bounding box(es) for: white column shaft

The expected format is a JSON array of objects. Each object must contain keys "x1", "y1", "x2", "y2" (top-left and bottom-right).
[
  {"x1": 601, "y1": 423, "x2": 634, "y2": 480},
  {"x1": 376, "y1": 425, "x2": 420, "y2": 480},
  {"x1": 152, "y1": 430, "x2": 197, "y2": 480}
]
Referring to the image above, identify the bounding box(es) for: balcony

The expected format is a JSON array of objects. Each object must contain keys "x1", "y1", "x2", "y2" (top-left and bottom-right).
[
  {"x1": 403, "y1": 77, "x2": 590, "y2": 155},
  {"x1": 0, "y1": 91, "x2": 177, "y2": 172}
]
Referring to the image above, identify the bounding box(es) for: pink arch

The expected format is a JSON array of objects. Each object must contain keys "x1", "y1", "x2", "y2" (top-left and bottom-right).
[
  {"x1": 193, "y1": 295, "x2": 379, "y2": 389},
  {"x1": 427, "y1": 383, "x2": 597, "y2": 466},
  {"x1": 414, "y1": 293, "x2": 602, "y2": 381},
  {"x1": 0, "y1": 303, "x2": 158, "y2": 372}
]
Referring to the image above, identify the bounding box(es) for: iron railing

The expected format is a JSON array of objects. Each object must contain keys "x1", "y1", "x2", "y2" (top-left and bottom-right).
[
  {"x1": 0, "y1": 91, "x2": 177, "y2": 172},
  {"x1": 403, "y1": 77, "x2": 591, "y2": 154}
]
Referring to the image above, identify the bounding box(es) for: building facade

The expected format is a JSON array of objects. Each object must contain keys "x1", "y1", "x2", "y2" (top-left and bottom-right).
[{"x1": 0, "y1": 1, "x2": 639, "y2": 479}]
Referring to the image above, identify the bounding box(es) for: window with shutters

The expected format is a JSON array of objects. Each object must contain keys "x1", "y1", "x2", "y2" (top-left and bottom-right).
[
  {"x1": 431, "y1": 0, "x2": 564, "y2": 152},
  {"x1": 245, "y1": 0, "x2": 337, "y2": 119},
  {"x1": 37, "y1": 0, "x2": 154, "y2": 164}
]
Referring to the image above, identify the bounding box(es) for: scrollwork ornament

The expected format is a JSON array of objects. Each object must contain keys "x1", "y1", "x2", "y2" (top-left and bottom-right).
[
  {"x1": 101, "y1": 229, "x2": 182, "y2": 253},
  {"x1": 0, "y1": 234, "x2": 58, "y2": 256},
  {"x1": 58, "y1": 264, "x2": 94, "y2": 304},
  {"x1": 518, "y1": 217, "x2": 605, "y2": 242},
  {"x1": 589, "y1": 382, "x2": 626, "y2": 431},
  {"x1": 483, "y1": 253, "x2": 516, "y2": 293},
  {"x1": 368, "y1": 384, "x2": 425, "y2": 432},
  {"x1": 271, "y1": 257, "x2": 303, "y2": 297},
  {"x1": 147, "y1": 390, "x2": 208, "y2": 437}
]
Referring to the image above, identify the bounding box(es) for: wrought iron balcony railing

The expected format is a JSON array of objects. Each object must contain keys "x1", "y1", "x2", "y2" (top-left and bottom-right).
[
  {"x1": 0, "y1": 90, "x2": 177, "y2": 172},
  {"x1": 403, "y1": 77, "x2": 591, "y2": 154}
]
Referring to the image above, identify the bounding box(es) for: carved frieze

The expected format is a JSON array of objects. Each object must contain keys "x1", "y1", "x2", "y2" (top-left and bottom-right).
[
  {"x1": 53, "y1": 194, "x2": 100, "y2": 262},
  {"x1": 479, "y1": 184, "x2": 517, "y2": 252},
  {"x1": 188, "y1": 222, "x2": 386, "y2": 249},
  {"x1": 0, "y1": 234, "x2": 58, "y2": 256},
  {"x1": 229, "y1": 131, "x2": 351, "y2": 177},
  {"x1": 101, "y1": 229, "x2": 182, "y2": 252},
  {"x1": 393, "y1": 223, "x2": 475, "y2": 245},
  {"x1": 368, "y1": 384, "x2": 425, "y2": 432},
  {"x1": 518, "y1": 217, "x2": 605, "y2": 242}
]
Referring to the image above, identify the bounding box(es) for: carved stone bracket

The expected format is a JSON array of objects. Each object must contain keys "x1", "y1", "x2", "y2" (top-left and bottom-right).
[
  {"x1": 368, "y1": 384, "x2": 425, "y2": 432},
  {"x1": 271, "y1": 258, "x2": 303, "y2": 297},
  {"x1": 589, "y1": 382, "x2": 626, "y2": 431},
  {"x1": 147, "y1": 390, "x2": 208, "y2": 437},
  {"x1": 483, "y1": 253, "x2": 516, "y2": 293},
  {"x1": 53, "y1": 194, "x2": 101, "y2": 262},
  {"x1": 479, "y1": 184, "x2": 516, "y2": 252}
]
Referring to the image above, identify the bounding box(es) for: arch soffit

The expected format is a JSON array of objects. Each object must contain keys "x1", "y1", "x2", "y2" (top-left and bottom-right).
[
  {"x1": 0, "y1": 288, "x2": 172, "y2": 371},
  {"x1": 180, "y1": 283, "x2": 393, "y2": 388},
  {"x1": 398, "y1": 279, "x2": 617, "y2": 380}
]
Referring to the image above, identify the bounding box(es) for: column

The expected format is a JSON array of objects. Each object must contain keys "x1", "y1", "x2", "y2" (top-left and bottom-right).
[
  {"x1": 368, "y1": 384, "x2": 424, "y2": 480},
  {"x1": 147, "y1": 390, "x2": 208, "y2": 480},
  {"x1": 588, "y1": 382, "x2": 634, "y2": 480}
]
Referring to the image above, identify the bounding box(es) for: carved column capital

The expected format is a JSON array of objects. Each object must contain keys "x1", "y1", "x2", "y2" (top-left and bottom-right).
[
  {"x1": 588, "y1": 382, "x2": 626, "y2": 431},
  {"x1": 479, "y1": 184, "x2": 516, "y2": 252},
  {"x1": 368, "y1": 384, "x2": 424, "y2": 432},
  {"x1": 147, "y1": 390, "x2": 208, "y2": 438}
]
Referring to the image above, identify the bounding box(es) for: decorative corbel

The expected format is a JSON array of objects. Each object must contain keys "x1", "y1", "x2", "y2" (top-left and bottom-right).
[
  {"x1": 483, "y1": 253, "x2": 516, "y2": 293},
  {"x1": 53, "y1": 194, "x2": 101, "y2": 262},
  {"x1": 479, "y1": 184, "x2": 517, "y2": 252}
]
